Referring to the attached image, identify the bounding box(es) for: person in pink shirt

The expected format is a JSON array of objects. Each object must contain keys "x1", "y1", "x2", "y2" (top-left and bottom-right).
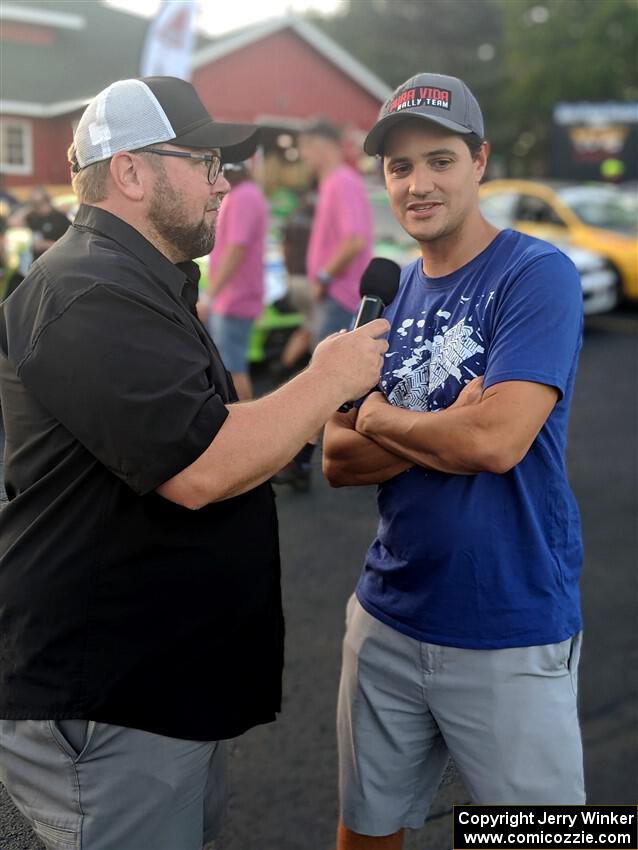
[
  {"x1": 200, "y1": 162, "x2": 268, "y2": 400},
  {"x1": 301, "y1": 119, "x2": 373, "y2": 342},
  {"x1": 273, "y1": 119, "x2": 373, "y2": 491}
]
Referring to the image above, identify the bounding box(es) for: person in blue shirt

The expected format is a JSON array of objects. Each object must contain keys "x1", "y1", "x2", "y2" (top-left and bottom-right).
[{"x1": 323, "y1": 72, "x2": 585, "y2": 850}]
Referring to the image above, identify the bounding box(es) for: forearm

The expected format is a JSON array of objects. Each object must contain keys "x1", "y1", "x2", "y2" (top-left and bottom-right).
[
  {"x1": 207, "y1": 244, "x2": 246, "y2": 297},
  {"x1": 323, "y1": 412, "x2": 413, "y2": 487},
  {"x1": 357, "y1": 381, "x2": 558, "y2": 476},
  {"x1": 363, "y1": 404, "x2": 492, "y2": 474},
  {"x1": 157, "y1": 318, "x2": 391, "y2": 507},
  {"x1": 158, "y1": 369, "x2": 355, "y2": 508}
]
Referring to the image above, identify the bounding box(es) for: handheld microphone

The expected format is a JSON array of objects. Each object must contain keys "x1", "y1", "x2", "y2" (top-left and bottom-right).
[{"x1": 338, "y1": 257, "x2": 401, "y2": 413}]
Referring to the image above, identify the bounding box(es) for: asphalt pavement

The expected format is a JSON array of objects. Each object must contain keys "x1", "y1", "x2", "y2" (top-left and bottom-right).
[{"x1": 1, "y1": 310, "x2": 636, "y2": 849}]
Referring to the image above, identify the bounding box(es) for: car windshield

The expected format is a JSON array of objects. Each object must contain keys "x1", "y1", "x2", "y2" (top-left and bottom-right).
[{"x1": 557, "y1": 187, "x2": 637, "y2": 233}]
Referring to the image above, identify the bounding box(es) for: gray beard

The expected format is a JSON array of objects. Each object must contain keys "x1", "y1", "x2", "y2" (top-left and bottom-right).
[{"x1": 147, "y1": 171, "x2": 216, "y2": 260}]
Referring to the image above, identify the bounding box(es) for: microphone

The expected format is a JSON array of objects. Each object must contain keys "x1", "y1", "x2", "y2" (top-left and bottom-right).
[{"x1": 338, "y1": 257, "x2": 401, "y2": 413}]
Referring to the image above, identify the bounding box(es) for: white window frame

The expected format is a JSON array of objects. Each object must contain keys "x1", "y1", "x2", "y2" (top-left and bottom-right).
[{"x1": 0, "y1": 118, "x2": 33, "y2": 175}]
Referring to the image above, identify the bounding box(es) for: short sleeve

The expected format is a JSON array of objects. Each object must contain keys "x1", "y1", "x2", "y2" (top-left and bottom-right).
[
  {"x1": 483, "y1": 250, "x2": 583, "y2": 398},
  {"x1": 332, "y1": 173, "x2": 371, "y2": 238},
  {"x1": 221, "y1": 187, "x2": 255, "y2": 247},
  {"x1": 17, "y1": 285, "x2": 229, "y2": 494}
]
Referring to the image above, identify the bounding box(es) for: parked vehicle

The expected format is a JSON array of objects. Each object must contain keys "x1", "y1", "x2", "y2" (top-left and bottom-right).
[{"x1": 480, "y1": 180, "x2": 637, "y2": 309}]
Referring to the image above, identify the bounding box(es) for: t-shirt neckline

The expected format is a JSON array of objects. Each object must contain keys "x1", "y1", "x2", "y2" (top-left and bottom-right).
[{"x1": 416, "y1": 228, "x2": 512, "y2": 290}]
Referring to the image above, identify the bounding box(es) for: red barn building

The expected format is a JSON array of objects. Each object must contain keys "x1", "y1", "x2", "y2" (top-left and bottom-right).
[{"x1": 0, "y1": 1, "x2": 391, "y2": 195}]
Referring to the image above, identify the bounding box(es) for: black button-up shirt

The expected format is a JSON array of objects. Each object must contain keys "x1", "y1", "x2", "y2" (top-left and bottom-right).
[{"x1": 0, "y1": 205, "x2": 283, "y2": 740}]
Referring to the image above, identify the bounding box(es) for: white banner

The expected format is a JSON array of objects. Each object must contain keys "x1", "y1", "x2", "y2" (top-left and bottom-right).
[{"x1": 140, "y1": 0, "x2": 199, "y2": 81}]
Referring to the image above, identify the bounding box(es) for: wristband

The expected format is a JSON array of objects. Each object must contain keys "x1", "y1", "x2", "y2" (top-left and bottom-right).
[{"x1": 316, "y1": 270, "x2": 332, "y2": 287}]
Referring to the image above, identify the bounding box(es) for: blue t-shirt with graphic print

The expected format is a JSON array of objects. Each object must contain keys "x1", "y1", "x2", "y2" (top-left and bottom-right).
[{"x1": 356, "y1": 229, "x2": 584, "y2": 649}]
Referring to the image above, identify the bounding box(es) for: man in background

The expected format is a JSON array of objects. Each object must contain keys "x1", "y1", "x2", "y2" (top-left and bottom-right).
[
  {"x1": 199, "y1": 161, "x2": 268, "y2": 400},
  {"x1": 0, "y1": 175, "x2": 19, "y2": 218},
  {"x1": 6, "y1": 186, "x2": 71, "y2": 298},
  {"x1": 0, "y1": 215, "x2": 9, "y2": 301},
  {"x1": 277, "y1": 187, "x2": 317, "y2": 376},
  {"x1": 9, "y1": 186, "x2": 70, "y2": 259},
  {"x1": 274, "y1": 118, "x2": 373, "y2": 490}
]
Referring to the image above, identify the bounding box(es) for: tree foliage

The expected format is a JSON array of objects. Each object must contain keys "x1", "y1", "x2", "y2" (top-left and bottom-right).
[
  {"x1": 308, "y1": 0, "x2": 638, "y2": 173},
  {"x1": 499, "y1": 0, "x2": 638, "y2": 168}
]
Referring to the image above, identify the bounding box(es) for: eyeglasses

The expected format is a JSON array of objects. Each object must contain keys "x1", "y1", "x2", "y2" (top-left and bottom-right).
[{"x1": 141, "y1": 148, "x2": 223, "y2": 185}]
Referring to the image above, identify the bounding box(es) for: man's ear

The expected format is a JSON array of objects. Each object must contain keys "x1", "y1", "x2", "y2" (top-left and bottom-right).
[
  {"x1": 109, "y1": 151, "x2": 147, "y2": 202},
  {"x1": 475, "y1": 141, "x2": 490, "y2": 183}
]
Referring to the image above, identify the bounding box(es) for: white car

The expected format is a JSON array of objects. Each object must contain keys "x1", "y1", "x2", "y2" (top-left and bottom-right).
[{"x1": 550, "y1": 242, "x2": 619, "y2": 315}]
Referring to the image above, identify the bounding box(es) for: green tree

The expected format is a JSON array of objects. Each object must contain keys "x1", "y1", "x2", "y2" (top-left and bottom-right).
[
  {"x1": 498, "y1": 0, "x2": 638, "y2": 174},
  {"x1": 308, "y1": 0, "x2": 638, "y2": 174},
  {"x1": 310, "y1": 0, "x2": 504, "y2": 87},
  {"x1": 308, "y1": 0, "x2": 507, "y2": 166}
]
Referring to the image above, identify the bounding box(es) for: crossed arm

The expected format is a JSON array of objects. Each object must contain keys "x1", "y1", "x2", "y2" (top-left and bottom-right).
[{"x1": 322, "y1": 378, "x2": 559, "y2": 487}]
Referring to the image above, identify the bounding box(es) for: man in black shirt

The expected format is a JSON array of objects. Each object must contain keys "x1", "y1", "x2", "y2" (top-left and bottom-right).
[
  {"x1": 0, "y1": 76, "x2": 389, "y2": 850},
  {"x1": 9, "y1": 185, "x2": 71, "y2": 261},
  {"x1": 5, "y1": 186, "x2": 71, "y2": 298}
]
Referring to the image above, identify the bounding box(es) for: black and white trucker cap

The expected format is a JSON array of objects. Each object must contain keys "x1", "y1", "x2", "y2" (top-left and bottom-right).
[
  {"x1": 72, "y1": 76, "x2": 259, "y2": 170},
  {"x1": 364, "y1": 72, "x2": 484, "y2": 156}
]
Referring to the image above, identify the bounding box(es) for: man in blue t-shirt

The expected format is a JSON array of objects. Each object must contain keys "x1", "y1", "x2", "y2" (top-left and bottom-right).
[{"x1": 323, "y1": 72, "x2": 585, "y2": 850}]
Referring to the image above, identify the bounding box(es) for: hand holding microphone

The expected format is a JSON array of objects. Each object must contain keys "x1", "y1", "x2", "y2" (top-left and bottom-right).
[
  {"x1": 311, "y1": 317, "x2": 390, "y2": 407},
  {"x1": 338, "y1": 257, "x2": 401, "y2": 412},
  {"x1": 310, "y1": 258, "x2": 400, "y2": 410}
]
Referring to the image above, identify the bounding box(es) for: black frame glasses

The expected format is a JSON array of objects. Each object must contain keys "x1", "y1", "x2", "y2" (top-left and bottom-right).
[{"x1": 141, "y1": 148, "x2": 222, "y2": 185}]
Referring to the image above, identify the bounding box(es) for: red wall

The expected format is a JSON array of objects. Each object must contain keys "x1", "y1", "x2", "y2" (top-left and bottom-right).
[
  {"x1": 192, "y1": 28, "x2": 383, "y2": 129},
  {"x1": 36, "y1": 113, "x2": 78, "y2": 185},
  {"x1": 4, "y1": 112, "x2": 78, "y2": 190},
  {"x1": 4, "y1": 27, "x2": 384, "y2": 191}
]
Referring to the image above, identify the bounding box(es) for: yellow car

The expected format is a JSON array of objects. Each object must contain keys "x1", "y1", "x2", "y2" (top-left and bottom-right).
[{"x1": 479, "y1": 180, "x2": 638, "y2": 304}]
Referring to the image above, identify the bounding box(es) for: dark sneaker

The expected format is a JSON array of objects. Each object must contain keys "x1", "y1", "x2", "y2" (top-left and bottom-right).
[{"x1": 271, "y1": 461, "x2": 311, "y2": 492}]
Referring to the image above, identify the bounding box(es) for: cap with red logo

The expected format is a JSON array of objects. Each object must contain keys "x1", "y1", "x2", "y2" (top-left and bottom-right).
[{"x1": 364, "y1": 72, "x2": 484, "y2": 156}]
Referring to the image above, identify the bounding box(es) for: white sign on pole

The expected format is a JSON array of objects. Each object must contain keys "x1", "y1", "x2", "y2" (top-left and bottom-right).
[{"x1": 140, "y1": 1, "x2": 199, "y2": 81}]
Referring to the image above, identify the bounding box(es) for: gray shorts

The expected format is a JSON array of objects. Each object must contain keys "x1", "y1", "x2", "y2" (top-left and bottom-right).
[
  {"x1": 337, "y1": 596, "x2": 585, "y2": 836},
  {"x1": 207, "y1": 313, "x2": 254, "y2": 374},
  {"x1": 0, "y1": 719, "x2": 227, "y2": 850}
]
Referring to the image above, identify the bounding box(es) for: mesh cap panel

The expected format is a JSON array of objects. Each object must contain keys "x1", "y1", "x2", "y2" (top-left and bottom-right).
[{"x1": 74, "y1": 80, "x2": 176, "y2": 168}]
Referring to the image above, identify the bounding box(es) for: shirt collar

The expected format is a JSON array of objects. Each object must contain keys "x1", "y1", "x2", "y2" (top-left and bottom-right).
[
  {"x1": 73, "y1": 204, "x2": 200, "y2": 303},
  {"x1": 177, "y1": 261, "x2": 202, "y2": 313}
]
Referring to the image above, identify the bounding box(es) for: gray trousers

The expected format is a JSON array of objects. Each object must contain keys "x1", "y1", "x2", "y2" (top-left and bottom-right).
[
  {"x1": 0, "y1": 718, "x2": 227, "y2": 850},
  {"x1": 338, "y1": 596, "x2": 585, "y2": 835}
]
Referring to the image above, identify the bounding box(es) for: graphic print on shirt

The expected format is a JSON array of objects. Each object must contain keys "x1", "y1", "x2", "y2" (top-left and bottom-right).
[{"x1": 381, "y1": 309, "x2": 487, "y2": 412}]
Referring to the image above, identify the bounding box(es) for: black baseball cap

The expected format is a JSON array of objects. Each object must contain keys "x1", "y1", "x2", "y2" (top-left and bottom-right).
[
  {"x1": 73, "y1": 76, "x2": 260, "y2": 169},
  {"x1": 364, "y1": 72, "x2": 484, "y2": 156}
]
